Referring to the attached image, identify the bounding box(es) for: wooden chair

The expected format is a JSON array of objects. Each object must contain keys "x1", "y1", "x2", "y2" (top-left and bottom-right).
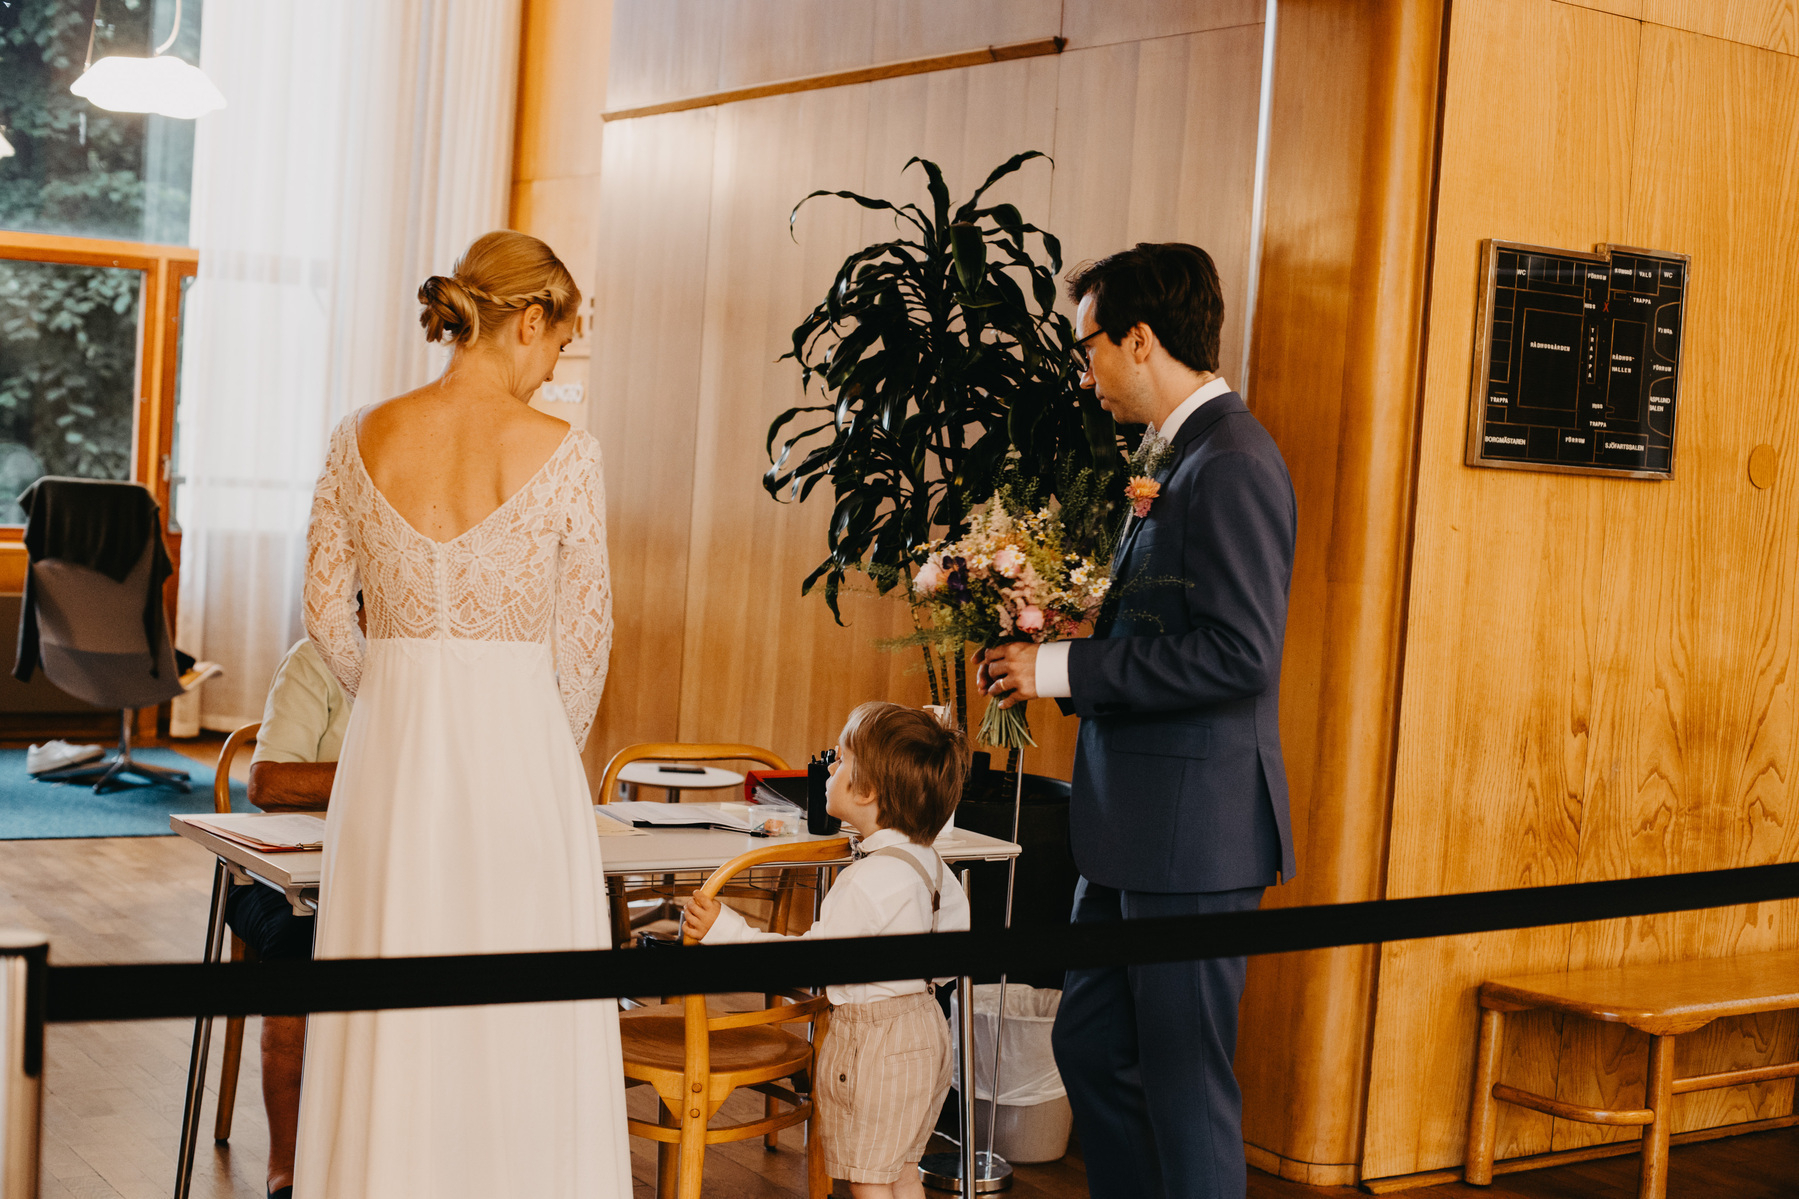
[
  {"x1": 620, "y1": 837, "x2": 850, "y2": 1199},
  {"x1": 209, "y1": 721, "x2": 260, "y2": 1142},
  {"x1": 597, "y1": 743, "x2": 810, "y2": 947}
]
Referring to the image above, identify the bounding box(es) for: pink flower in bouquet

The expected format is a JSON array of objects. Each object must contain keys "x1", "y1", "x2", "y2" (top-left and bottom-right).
[
  {"x1": 992, "y1": 546, "x2": 1025, "y2": 578},
  {"x1": 913, "y1": 559, "x2": 945, "y2": 594},
  {"x1": 1016, "y1": 605, "x2": 1045, "y2": 634},
  {"x1": 1125, "y1": 476, "x2": 1161, "y2": 518}
]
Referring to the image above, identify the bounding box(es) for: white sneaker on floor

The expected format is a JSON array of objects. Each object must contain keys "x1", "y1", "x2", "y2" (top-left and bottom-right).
[
  {"x1": 26, "y1": 741, "x2": 105, "y2": 775},
  {"x1": 179, "y1": 660, "x2": 224, "y2": 692}
]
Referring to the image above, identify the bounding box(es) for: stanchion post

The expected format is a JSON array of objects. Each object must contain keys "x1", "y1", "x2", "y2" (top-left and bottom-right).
[{"x1": 0, "y1": 930, "x2": 48, "y2": 1199}]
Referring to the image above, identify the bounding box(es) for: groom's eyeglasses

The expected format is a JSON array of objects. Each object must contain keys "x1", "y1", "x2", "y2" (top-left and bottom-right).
[{"x1": 1072, "y1": 328, "x2": 1107, "y2": 372}]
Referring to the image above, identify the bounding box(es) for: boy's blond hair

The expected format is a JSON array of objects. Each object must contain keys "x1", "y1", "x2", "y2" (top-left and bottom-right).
[{"x1": 839, "y1": 702, "x2": 969, "y2": 844}]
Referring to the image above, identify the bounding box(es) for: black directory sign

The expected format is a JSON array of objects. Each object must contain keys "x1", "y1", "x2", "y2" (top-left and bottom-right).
[{"x1": 1467, "y1": 241, "x2": 1688, "y2": 479}]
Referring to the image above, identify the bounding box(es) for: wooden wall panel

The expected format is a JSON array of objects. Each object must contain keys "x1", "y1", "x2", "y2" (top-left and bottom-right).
[
  {"x1": 1060, "y1": 0, "x2": 1265, "y2": 50},
  {"x1": 1361, "y1": 0, "x2": 1642, "y2": 1178},
  {"x1": 514, "y1": 0, "x2": 611, "y2": 182},
  {"x1": 675, "y1": 56, "x2": 1073, "y2": 767},
  {"x1": 580, "y1": 110, "x2": 719, "y2": 778},
  {"x1": 1643, "y1": 0, "x2": 1798, "y2": 56},
  {"x1": 1551, "y1": 20, "x2": 1799, "y2": 1147},
  {"x1": 1364, "y1": 0, "x2": 1799, "y2": 1180},
  {"x1": 572, "y1": 7, "x2": 1274, "y2": 785},
  {"x1": 605, "y1": 0, "x2": 1061, "y2": 114},
  {"x1": 1047, "y1": 27, "x2": 1265, "y2": 390}
]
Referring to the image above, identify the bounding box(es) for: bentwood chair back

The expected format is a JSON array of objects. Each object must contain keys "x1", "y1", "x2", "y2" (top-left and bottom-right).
[
  {"x1": 597, "y1": 742, "x2": 807, "y2": 947},
  {"x1": 619, "y1": 837, "x2": 851, "y2": 1199},
  {"x1": 209, "y1": 721, "x2": 260, "y2": 1143},
  {"x1": 596, "y1": 742, "x2": 790, "y2": 804}
]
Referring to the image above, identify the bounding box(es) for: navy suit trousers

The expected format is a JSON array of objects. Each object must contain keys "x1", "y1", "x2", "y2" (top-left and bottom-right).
[{"x1": 1051, "y1": 878, "x2": 1264, "y2": 1199}]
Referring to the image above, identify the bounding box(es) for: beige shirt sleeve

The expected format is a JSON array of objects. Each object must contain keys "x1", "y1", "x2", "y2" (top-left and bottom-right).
[{"x1": 251, "y1": 640, "x2": 352, "y2": 765}]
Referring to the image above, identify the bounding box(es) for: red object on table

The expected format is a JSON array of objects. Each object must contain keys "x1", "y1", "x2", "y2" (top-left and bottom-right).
[{"x1": 745, "y1": 768, "x2": 808, "y2": 804}]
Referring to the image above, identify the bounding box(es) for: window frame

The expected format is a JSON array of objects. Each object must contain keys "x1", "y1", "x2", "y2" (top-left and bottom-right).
[{"x1": 0, "y1": 230, "x2": 198, "y2": 595}]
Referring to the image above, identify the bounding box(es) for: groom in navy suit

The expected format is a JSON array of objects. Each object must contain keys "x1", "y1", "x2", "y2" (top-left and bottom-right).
[{"x1": 979, "y1": 243, "x2": 1296, "y2": 1199}]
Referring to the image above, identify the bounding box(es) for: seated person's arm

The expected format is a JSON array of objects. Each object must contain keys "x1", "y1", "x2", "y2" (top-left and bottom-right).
[
  {"x1": 247, "y1": 761, "x2": 335, "y2": 813},
  {"x1": 249, "y1": 640, "x2": 347, "y2": 813}
]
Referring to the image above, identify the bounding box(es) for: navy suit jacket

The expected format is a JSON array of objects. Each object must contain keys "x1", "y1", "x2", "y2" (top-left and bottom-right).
[{"x1": 1060, "y1": 392, "x2": 1297, "y2": 893}]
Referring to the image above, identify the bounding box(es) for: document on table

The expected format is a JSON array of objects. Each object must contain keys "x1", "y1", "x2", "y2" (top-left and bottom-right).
[
  {"x1": 594, "y1": 808, "x2": 650, "y2": 837},
  {"x1": 187, "y1": 813, "x2": 327, "y2": 852},
  {"x1": 603, "y1": 801, "x2": 762, "y2": 833}
]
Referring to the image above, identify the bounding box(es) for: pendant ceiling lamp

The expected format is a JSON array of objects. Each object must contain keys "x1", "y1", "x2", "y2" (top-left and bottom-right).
[{"x1": 69, "y1": 0, "x2": 224, "y2": 120}]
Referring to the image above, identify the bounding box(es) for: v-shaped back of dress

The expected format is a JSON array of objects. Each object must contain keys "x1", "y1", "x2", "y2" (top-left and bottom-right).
[{"x1": 303, "y1": 412, "x2": 615, "y2": 745}]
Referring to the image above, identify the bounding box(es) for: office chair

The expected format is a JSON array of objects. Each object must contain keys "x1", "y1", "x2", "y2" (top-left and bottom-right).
[{"x1": 14, "y1": 477, "x2": 189, "y2": 793}]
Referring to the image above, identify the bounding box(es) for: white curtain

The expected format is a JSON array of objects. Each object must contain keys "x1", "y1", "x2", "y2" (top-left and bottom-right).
[{"x1": 172, "y1": 0, "x2": 522, "y2": 734}]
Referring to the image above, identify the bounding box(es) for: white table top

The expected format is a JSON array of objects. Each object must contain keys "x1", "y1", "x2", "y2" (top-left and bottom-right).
[
  {"x1": 170, "y1": 812, "x2": 1020, "y2": 891},
  {"x1": 616, "y1": 762, "x2": 745, "y2": 791}
]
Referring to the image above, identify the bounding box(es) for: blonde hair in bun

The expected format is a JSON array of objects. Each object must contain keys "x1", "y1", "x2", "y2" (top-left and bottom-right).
[{"x1": 418, "y1": 230, "x2": 581, "y2": 346}]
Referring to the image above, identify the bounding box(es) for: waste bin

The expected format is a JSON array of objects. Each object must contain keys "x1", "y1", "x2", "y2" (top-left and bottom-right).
[{"x1": 951, "y1": 984, "x2": 1072, "y2": 1163}]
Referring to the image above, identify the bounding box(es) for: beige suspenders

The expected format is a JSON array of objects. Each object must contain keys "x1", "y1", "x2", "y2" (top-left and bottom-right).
[{"x1": 865, "y1": 844, "x2": 946, "y2": 933}]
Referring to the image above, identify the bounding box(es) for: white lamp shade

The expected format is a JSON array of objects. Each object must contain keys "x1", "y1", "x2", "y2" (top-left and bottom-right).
[
  {"x1": 0, "y1": 129, "x2": 13, "y2": 159},
  {"x1": 71, "y1": 55, "x2": 226, "y2": 120}
]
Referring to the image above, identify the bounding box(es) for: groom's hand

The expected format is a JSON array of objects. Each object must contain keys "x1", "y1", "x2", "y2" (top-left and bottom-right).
[{"x1": 979, "y1": 644, "x2": 1040, "y2": 708}]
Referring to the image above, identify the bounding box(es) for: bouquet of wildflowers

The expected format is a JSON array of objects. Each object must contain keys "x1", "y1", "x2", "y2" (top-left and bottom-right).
[{"x1": 907, "y1": 500, "x2": 1112, "y2": 749}]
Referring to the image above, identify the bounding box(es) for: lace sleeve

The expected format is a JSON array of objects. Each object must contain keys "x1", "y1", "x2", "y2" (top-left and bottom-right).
[
  {"x1": 303, "y1": 421, "x2": 364, "y2": 698},
  {"x1": 556, "y1": 435, "x2": 614, "y2": 746}
]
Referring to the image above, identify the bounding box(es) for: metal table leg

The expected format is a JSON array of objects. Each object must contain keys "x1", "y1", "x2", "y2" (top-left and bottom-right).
[
  {"x1": 174, "y1": 858, "x2": 231, "y2": 1199},
  {"x1": 921, "y1": 865, "x2": 1008, "y2": 1195}
]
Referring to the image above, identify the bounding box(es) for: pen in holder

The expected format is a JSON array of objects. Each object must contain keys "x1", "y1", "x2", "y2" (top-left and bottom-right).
[{"x1": 806, "y1": 750, "x2": 841, "y2": 835}]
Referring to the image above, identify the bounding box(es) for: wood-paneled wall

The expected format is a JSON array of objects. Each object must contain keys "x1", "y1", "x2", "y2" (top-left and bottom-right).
[
  {"x1": 515, "y1": 0, "x2": 1799, "y2": 1184},
  {"x1": 541, "y1": 1, "x2": 1270, "y2": 780},
  {"x1": 1361, "y1": 0, "x2": 1799, "y2": 1181}
]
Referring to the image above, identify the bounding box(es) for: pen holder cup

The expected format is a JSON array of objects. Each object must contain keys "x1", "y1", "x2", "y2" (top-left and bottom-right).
[{"x1": 806, "y1": 760, "x2": 841, "y2": 835}]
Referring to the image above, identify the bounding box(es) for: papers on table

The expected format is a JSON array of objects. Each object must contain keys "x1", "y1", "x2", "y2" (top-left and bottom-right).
[
  {"x1": 603, "y1": 801, "x2": 770, "y2": 833},
  {"x1": 594, "y1": 809, "x2": 650, "y2": 837},
  {"x1": 187, "y1": 813, "x2": 326, "y2": 853}
]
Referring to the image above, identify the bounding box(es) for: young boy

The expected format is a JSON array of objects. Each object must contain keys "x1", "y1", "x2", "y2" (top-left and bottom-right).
[{"x1": 684, "y1": 701, "x2": 971, "y2": 1199}]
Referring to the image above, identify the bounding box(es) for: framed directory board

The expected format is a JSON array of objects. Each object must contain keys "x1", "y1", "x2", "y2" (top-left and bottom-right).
[{"x1": 1466, "y1": 240, "x2": 1689, "y2": 479}]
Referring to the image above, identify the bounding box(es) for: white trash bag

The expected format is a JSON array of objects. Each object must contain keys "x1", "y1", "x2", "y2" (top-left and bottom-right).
[{"x1": 950, "y1": 983, "x2": 1065, "y2": 1105}]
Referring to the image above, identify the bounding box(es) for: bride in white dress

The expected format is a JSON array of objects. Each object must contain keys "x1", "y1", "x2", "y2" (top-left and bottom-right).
[{"x1": 295, "y1": 231, "x2": 630, "y2": 1198}]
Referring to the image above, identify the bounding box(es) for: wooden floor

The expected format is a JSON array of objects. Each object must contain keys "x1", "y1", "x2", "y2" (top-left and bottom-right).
[{"x1": 1, "y1": 734, "x2": 1795, "y2": 1197}]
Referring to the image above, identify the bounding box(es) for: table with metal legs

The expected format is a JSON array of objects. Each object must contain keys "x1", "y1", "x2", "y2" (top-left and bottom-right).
[{"x1": 167, "y1": 814, "x2": 1020, "y2": 1199}]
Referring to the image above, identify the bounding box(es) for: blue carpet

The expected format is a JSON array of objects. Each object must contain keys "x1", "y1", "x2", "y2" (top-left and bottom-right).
[{"x1": 0, "y1": 747, "x2": 253, "y2": 840}]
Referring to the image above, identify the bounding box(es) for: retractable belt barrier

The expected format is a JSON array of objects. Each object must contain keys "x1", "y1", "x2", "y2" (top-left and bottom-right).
[{"x1": 44, "y1": 859, "x2": 1799, "y2": 1023}]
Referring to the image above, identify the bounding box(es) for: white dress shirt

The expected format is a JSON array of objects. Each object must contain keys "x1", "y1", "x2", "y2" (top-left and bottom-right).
[
  {"x1": 1034, "y1": 376, "x2": 1232, "y2": 698},
  {"x1": 700, "y1": 827, "x2": 972, "y2": 1005}
]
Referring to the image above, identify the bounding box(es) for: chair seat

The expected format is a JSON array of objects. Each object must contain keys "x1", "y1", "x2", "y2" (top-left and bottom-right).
[{"x1": 620, "y1": 1009, "x2": 813, "y2": 1078}]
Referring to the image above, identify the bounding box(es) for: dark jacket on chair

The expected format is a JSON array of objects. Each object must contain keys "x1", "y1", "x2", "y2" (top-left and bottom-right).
[
  {"x1": 1060, "y1": 392, "x2": 1297, "y2": 894},
  {"x1": 13, "y1": 477, "x2": 175, "y2": 686}
]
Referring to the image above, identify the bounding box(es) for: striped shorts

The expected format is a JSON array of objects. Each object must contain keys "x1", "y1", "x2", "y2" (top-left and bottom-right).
[{"x1": 817, "y1": 991, "x2": 953, "y2": 1183}]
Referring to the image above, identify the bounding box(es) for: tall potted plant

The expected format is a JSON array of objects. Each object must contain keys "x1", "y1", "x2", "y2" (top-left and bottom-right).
[{"x1": 765, "y1": 152, "x2": 1125, "y2": 730}]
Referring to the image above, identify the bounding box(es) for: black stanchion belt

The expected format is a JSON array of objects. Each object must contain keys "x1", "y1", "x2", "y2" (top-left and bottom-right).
[{"x1": 46, "y1": 860, "x2": 1799, "y2": 1023}]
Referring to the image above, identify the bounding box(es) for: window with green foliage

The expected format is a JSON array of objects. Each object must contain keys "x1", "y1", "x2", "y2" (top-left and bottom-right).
[
  {"x1": 1, "y1": 0, "x2": 205, "y2": 244},
  {"x1": 0, "y1": 260, "x2": 143, "y2": 523},
  {"x1": 0, "y1": 0, "x2": 206, "y2": 526}
]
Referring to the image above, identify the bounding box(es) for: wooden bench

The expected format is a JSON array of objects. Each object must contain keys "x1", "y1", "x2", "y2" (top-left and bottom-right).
[{"x1": 1466, "y1": 949, "x2": 1799, "y2": 1199}]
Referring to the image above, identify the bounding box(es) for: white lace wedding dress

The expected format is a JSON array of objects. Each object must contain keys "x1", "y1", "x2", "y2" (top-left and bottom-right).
[{"x1": 293, "y1": 414, "x2": 630, "y2": 1199}]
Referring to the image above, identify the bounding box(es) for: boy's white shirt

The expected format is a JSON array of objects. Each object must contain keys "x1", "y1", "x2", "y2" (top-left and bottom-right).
[{"x1": 700, "y1": 828, "x2": 972, "y2": 1005}]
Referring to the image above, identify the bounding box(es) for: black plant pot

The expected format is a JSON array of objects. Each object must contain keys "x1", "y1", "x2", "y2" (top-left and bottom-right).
[{"x1": 950, "y1": 756, "x2": 1078, "y2": 990}]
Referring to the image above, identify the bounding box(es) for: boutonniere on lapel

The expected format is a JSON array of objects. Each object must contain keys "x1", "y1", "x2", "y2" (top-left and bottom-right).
[{"x1": 1124, "y1": 430, "x2": 1174, "y2": 520}]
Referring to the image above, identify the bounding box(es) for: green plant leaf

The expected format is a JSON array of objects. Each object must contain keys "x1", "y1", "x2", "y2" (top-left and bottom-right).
[
  {"x1": 903, "y1": 157, "x2": 952, "y2": 236},
  {"x1": 953, "y1": 151, "x2": 1051, "y2": 221}
]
